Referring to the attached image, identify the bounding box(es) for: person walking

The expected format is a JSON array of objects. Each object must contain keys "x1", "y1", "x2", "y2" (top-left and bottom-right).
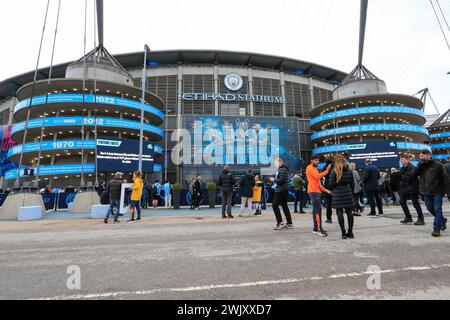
[
  {"x1": 293, "y1": 172, "x2": 305, "y2": 214},
  {"x1": 349, "y1": 162, "x2": 363, "y2": 216},
  {"x1": 252, "y1": 175, "x2": 264, "y2": 215},
  {"x1": 189, "y1": 178, "x2": 196, "y2": 210},
  {"x1": 104, "y1": 172, "x2": 123, "y2": 224},
  {"x1": 328, "y1": 155, "x2": 355, "y2": 239},
  {"x1": 364, "y1": 159, "x2": 384, "y2": 216},
  {"x1": 218, "y1": 166, "x2": 235, "y2": 218},
  {"x1": 193, "y1": 175, "x2": 203, "y2": 210},
  {"x1": 390, "y1": 168, "x2": 401, "y2": 205},
  {"x1": 269, "y1": 158, "x2": 294, "y2": 230},
  {"x1": 412, "y1": 150, "x2": 449, "y2": 237},
  {"x1": 306, "y1": 155, "x2": 332, "y2": 237},
  {"x1": 398, "y1": 154, "x2": 425, "y2": 225},
  {"x1": 239, "y1": 169, "x2": 255, "y2": 217},
  {"x1": 163, "y1": 180, "x2": 172, "y2": 208},
  {"x1": 128, "y1": 171, "x2": 143, "y2": 223}
]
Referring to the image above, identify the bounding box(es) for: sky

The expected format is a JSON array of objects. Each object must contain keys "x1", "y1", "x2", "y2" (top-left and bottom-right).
[{"x1": 1, "y1": 0, "x2": 449, "y2": 114}]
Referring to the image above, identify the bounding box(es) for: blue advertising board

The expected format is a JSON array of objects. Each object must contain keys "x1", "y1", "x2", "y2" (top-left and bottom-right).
[
  {"x1": 15, "y1": 94, "x2": 164, "y2": 120},
  {"x1": 11, "y1": 117, "x2": 163, "y2": 137},
  {"x1": 310, "y1": 106, "x2": 425, "y2": 126},
  {"x1": 311, "y1": 124, "x2": 428, "y2": 140},
  {"x1": 347, "y1": 141, "x2": 400, "y2": 169},
  {"x1": 96, "y1": 139, "x2": 163, "y2": 173}
]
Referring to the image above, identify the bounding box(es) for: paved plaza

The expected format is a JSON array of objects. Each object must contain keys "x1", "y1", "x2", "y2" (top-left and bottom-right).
[{"x1": 1, "y1": 203, "x2": 450, "y2": 300}]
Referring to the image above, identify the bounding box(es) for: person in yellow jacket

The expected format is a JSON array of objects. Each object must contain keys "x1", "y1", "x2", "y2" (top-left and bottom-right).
[
  {"x1": 252, "y1": 175, "x2": 264, "y2": 215},
  {"x1": 128, "y1": 171, "x2": 143, "y2": 223}
]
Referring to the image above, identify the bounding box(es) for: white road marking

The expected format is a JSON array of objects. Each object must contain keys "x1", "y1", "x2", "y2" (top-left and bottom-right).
[{"x1": 31, "y1": 263, "x2": 450, "y2": 300}]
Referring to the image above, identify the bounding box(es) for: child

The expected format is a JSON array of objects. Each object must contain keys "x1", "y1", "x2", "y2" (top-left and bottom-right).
[{"x1": 252, "y1": 175, "x2": 264, "y2": 215}]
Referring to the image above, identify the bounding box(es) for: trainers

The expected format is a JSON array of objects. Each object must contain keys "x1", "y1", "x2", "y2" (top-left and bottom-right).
[
  {"x1": 414, "y1": 220, "x2": 425, "y2": 226},
  {"x1": 432, "y1": 229, "x2": 441, "y2": 237},
  {"x1": 293, "y1": 211, "x2": 299, "y2": 214},
  {"x1": 367, "y1": 212, "x2": 376, "y2": 217},
  {"x1": 274, "y1": 223, "x2": 286, "y2": 230},
  {"x1": 346, "y1": 232, "x2": 354, "y2": 239},
  {"x1": 113, "y1": 220, "x2": 120, "y2": 224},
  {"x1": 400, "y1": 218, "x2": 413, "y2": 224},
  {"x1": 442, "y1": 218, "x2": 447, "y2": 231},
  {"x1": 136, "y1": 217, "x2": 141, "y2": 221},
  {"x1": 103, "y1": 218, "x2": 108, "y2": 224},
  {"x1": 286, "y1": 224, "x2": 294, "y2": 229},
  {"x1": 325, "y1": 219, "x2": 332, "y2": 224},
  {"x1": 300, "y1": 211, "x2": 306, "y2": 214},
  {"x1": 228, "y1": 215, "x2": 234, "y2": 219},
  {"x1": 127, "y1": 219, "x2": 135, "y2": 224},
  {"x1": 313, "y1": 229, "x2": 328, "y2": 237}
]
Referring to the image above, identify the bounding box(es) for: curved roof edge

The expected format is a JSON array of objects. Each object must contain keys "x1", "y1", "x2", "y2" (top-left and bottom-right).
[
  {"x1": 0, "y1": 49, "x2": 347, "y2": 100},
  {"x1": 429, "y1": 107, "x2": 450, "y2": 128}
]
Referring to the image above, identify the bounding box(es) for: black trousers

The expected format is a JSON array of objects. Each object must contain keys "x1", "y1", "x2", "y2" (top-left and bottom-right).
[
  {"x1": 194, "y1": 193, "x2": 202, "y2": 208},
  {"x1": 221, "y1": 191, "x2": 233, "y2": 217},
  {"x1": 294, "y1": 190, "x2": 303, "y2": 212},
  {"x1": 325, "y1": 195, "x2": 333, "y2": 220},
  {"x1": 400, "y1": 193, "x2": 424, "y2": 220},
  {"x1": 272, "y1": 191, "x2": 292, "y2": 225},
  {"x1": 366, "y1": 190, "x2": 383, "y2": 214},
  {"x1": 336, "y1": 207, "x2": 354, "y2": 235}
]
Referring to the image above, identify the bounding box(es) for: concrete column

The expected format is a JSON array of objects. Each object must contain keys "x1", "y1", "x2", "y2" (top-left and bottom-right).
[
  {"x1": 308, "y1": 77, "x2": 315, "y2": 111},
  {"x1": 248, "y1": 67, "x2": 254, "y2": 116},
  {"x1": 176, "y1": 64, "x2": 183, "y2": 184},
  {"x1": 214, "y1": 65, "x2": 219, "y2": 116},
  {"x1": 280, "y1": 71, "x2": 287, "y2": 118}
]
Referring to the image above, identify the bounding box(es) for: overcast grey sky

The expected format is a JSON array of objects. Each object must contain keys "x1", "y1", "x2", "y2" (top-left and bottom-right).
[{"x1": 1, "y1": 0, "x2": 449, "y2": 113}]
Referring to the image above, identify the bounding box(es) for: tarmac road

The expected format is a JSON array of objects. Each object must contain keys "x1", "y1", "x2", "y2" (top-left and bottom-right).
[{"x1": 1, "y1": 203, "x2": 450, "y2": 300}]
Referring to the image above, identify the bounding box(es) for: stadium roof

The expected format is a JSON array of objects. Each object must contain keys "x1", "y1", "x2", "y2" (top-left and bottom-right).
[
  {"x1": 0, "y1": 49, "x2": 347, "y2": 100},
  {"x1": 430, "y1": 107, "x2": 450, "y2": 128}
]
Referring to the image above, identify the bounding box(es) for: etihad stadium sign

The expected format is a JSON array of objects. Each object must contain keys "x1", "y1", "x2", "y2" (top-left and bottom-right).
[{"x1": 179, "y1": 93, "x2": 285, "y2": 104}]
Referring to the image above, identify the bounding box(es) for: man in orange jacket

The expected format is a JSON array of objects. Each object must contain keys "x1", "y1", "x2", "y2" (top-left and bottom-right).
[{"x1": 306, "y1": 155, "x2": 332, "y2": 237}]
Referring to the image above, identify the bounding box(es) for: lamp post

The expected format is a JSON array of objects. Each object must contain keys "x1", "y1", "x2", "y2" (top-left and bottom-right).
[{"x1": 138, "y1": 44, "x2": 150, "y2": 173}]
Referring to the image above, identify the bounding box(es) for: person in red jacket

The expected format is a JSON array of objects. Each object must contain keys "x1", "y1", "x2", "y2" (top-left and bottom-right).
[{"x1": 306, "y1": 156, "x2": 332, "y2": 237}]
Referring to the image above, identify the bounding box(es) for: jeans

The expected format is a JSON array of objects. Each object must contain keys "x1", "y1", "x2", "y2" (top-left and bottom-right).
[
  {"x1": 336, "y1": 207, "x2": 354, "y2": 235},
  {"x1": 294, "y1": 190, "x2": 303, "y2": 212},
  {"x1": 272, "y1": 191, "x2": 292, "y2": 225},
  {"x1": 310, "y1": 193, "x2": 323, "y2": 231},
  {"x1": 105, "y1": 199, "x2": 120, "y2": 222},
  {"x1": 424, "y1": 195, "x2": 444, "y2": 231},
  {"x1": 221, "y1": 191, "x2": 233, "y2": 217},
  {"x1": 400, "y1": 193, "x2": 424, "y2": 220},
  {"x1": 366, "y1": 190, "x2": 383, "y2": 215},
  {"x1": 240, "y1": 196, "x2": 253, "y2": 216}
]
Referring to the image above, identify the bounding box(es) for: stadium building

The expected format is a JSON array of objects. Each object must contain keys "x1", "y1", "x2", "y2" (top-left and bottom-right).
[
  {"x1": 0, "y1": 46, "x2": 165, "y2": 189},
  {"x1": 428, "y1": 108, "x2": 450, "y2": 161},
  {"x1": 0, "y1": 50, "x2": 347, "y2": 187},
  {"x1": 309, "y1": 65, "x2": 430, "y2": 167}
]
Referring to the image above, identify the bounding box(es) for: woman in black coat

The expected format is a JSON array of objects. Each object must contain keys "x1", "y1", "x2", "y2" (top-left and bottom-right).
[{"x1": 329, "y1": 155, "x2": 355, "y2": 239}]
